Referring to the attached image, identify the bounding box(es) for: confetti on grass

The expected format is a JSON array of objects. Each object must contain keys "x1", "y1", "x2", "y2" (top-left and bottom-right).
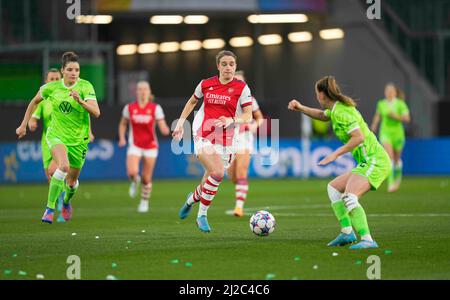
[
  {"x1": 72, "y1": 233, "x2": 77, "y2": 236},
  {"x1": 36, "y1": 274, "x2": 45, "y2": 279},
  {"x1": 355, "y1": 260, "x2": 363, "y2": 265},
  {"x1": 265, "y1": 273, "x2": 276, "y2": 280},
  {"x1": 112, "y1": 263, "x2": 118, "y2": 269},
  {"x1": 313, "y1": 265, "x2": 318, "y2": 270},
  {"x1": 294, "y1": 256, "x2": 301, "y2": 262},
  {"x1": 4, "y1": 269, "x2": 12, "y2": 276},
  {"x1": 106, "y1": 275, "x2": 118, "y2": 280},
  {"x1": 384, "y1": 250, "x2": 392, "y2": 255},
  {"x1": 170, "y1": 259, "x2": 180, "y2": 264},
  {"x1": 185, "y1": 262, "x2": 193, "y2": 267},
  {"x1": 18, "y1": 270, "x2": 27, "y2": 276},
  {"x1": 332, "y1": 252, "x2": 339, "y2": 257}
]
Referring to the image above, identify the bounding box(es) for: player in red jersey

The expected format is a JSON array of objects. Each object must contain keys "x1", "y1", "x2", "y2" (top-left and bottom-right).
[
  {"x1": 118, "y1": 81, "x2": 170, "y2": 213},
  {"x1": 173, "y1": 50, "x2": 254, "y2": 232},
  {"x1": 227, "y1": 70, "x2": 264, "y2": 217}
]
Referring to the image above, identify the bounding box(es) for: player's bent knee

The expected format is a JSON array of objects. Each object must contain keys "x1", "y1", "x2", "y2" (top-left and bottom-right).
[
  {"x1": 342, "y1": 193, "x2": 359, "y2": 212},
  {"x1": 327, "y1": 184, "x2": 342, "y2": 203},
  {"x1": 210, "y1": 170, "x2": 224, "y2": 183}
]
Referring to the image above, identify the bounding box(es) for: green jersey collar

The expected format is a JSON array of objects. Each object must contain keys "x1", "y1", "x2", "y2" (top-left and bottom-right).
[{"x1": 61, "y1": 78, "x2": 79, "y2": 89}]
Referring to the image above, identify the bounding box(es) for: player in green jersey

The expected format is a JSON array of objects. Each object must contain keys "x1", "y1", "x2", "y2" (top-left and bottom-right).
[
  {"x1": 28, "y1": 68, "x2": 95, "y2": 222},
  {"x1": 288, "y1": 76, "x2": 391, "y2": 249},
  {"x1": 370, "y1": 83, "x2": 410, "y2": 192},
  {"x1": 16, "y1": 52, "x2": 100, "y2": 224}
]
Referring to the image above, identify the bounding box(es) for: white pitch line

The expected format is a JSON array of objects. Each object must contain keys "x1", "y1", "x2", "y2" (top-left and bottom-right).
[{"x1": 225, "y1": 211, "x2": 450, "y2": 218}]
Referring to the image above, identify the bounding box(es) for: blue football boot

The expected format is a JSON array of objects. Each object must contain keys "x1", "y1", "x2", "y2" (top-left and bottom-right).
[
  {"x1": 327, "y1": 231, "x2": 357, "y2": 246},
  {"x1": 179, "y1": 193, "x2": 194, "y2": 220},
  {"x1": 196, "y1": 215, "x2": 211, "y2": 233},
  {"x1": 349, "y1": 240, "x2": 379, "y2": 250}
]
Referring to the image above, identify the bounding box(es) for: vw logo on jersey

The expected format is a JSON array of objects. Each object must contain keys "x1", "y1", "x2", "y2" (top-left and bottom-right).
[
  {"x1": 228, "y1": 88, "x2": 234, "y2": 94},
  {"x1": 59, "y1": 101, "x2": 73, "y2": 114}
]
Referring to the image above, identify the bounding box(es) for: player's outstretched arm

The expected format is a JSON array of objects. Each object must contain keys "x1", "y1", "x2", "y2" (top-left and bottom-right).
[
  {"x1": 172, "y1": 95, "x2": 198, "y2": 141},
  {"x1": 16, "y1": 91, "x2": 43, "y2": 139},
  {"x1": 288, "y1": 99, "x2": 330, "y2": 121},
  {"x1": 319, "y1": 128, "x2": 364, "y2": 166}
]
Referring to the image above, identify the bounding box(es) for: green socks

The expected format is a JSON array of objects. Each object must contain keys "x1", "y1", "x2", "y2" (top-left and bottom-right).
[
  {"x1": 47, "y1": 169, "x2": 67, "y2": 210},
  {"x1": 331, "y1": 201, "x2": 352, "y2": 229},
  {"x1": 64, "y1": 180, "x2": 79, "y2": 205},
  {"x1": 349, "y1": 205, "x2": 371, "y2": 236}
]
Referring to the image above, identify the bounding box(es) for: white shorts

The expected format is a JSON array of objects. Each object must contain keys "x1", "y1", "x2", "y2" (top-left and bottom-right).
[
  {"x1": 193, "y1": 136, "x2": 236, "y2": 169},
  {"x1": 236, "y1": 130, "x2": 254, "y2": 153},
  {"x1": 127, "y1": 144, "x2": 158, "y2": 158}
]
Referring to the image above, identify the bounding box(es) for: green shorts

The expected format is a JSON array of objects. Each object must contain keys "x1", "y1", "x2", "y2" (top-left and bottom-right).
[
  {"x1": 379, "y1": 133, "x2": 405, "y2": 152},
  {"x1": 351, "y1": 149, "x2": 392, "y2": 191},
  {"x1": 41, "y1": 138, "x2": 52, "y2": 169},
  {"x1": 46, "y1": 135, "x2": 88, "y2": 169}
]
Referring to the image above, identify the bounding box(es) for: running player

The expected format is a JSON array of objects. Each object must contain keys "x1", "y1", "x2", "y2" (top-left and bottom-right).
[
  {"x1": 16, "y1": 51, "x2": 100, "y2": 224},
  {"x1": 288, "y1": 76, "x2": 391, "y2": 249},
  {"x1": 173, "y1": 50, "x2": 253, "y2": 232},
  {"x1": 227, "y1": 70, "x2": 264, "y2": 217},
  {"x1": 28, "y1": 69, "x2": 96, "y2": 222},
  {"x1": 118, "y1": 80, "x2": 170, "y2": 213},
  {"x1": 370, "y1": 83, "x2": 410, "y2": 192}
]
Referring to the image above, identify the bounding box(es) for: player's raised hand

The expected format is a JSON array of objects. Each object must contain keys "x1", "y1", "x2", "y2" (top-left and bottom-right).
[
  {"x1": 70, "y1": 90, "x2": 82, "y2": 103},
  {"x1": 16, "y1": 125, "x2": 27, "y2": 139},
  {"x1": 288, "y1": 99, "x2": 303, "y2": 112},
  {"x1": 214, "y1": 116, "x2": 233, "y2": 128}
]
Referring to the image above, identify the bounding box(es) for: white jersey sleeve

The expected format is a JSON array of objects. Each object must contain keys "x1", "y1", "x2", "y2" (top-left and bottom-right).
[
  {"x1": 252, "y1": 97, "x2": 260, "y2": 112},
  {"x1": 239, "y1": 84, "x2": 253, "y2": 108},
  {"x1": 122, "y1": 104, "x2": 130, "y2": 119},
  {"x1": 193, "y1": 80, "x2": 203, "y2": 99},
  {"x1": 155, "y1": 104, "x2": 165, "y2": 120}
]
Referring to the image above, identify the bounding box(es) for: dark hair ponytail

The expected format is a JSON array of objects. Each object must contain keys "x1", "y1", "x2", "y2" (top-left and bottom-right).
[
  {"x1": 316, "y1": 76, "x2": 356, "y2": 107},
  {"x1": 61, "y1": 51, "x2": 79, "y2": 69}
]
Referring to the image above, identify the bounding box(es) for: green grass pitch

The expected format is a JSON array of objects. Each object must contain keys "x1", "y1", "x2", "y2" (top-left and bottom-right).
[{"x1": 1, "y1": 177, "x2": 449, "y2": 280}]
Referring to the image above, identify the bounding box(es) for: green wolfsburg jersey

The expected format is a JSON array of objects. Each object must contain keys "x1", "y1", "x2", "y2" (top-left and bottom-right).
[
  {"x1": 376, "y1": 98, "x2": 409, "y2": 138},
  {"x1": 324, "y1": 102, "x2": 384, "y2": 164},
  {"x1": 40, "y1": 78, "x2": 96, "y2": 146}
]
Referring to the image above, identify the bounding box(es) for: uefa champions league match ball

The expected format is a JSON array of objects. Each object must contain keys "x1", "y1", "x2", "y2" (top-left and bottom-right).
[{"x1": 249, "y1": 210, "x2": 276, "y2": 236}]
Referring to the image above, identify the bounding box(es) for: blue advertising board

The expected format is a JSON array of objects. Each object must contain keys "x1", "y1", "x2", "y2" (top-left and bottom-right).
[{"x1": 1, "y1": 138, "x2": 450, "y2": 184}]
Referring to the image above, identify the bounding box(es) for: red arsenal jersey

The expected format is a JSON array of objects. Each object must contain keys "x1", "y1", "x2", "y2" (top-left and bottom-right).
[
  {"x1": 122, "y1": 101, "x2": 165, "y2": 149},
  {"x1": 192, "y1": 76, "x2": 253, "y2": 146}
]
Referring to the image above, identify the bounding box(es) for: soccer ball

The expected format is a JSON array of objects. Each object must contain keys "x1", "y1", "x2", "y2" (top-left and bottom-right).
[{"x1": 249, "y1": 210, "x2": 276, "y2": 236}]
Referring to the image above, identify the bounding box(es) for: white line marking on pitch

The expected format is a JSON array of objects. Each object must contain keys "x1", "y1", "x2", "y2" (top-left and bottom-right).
[{"x1": 225, "y1": 210, "x2": 450, "y2": 218}]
